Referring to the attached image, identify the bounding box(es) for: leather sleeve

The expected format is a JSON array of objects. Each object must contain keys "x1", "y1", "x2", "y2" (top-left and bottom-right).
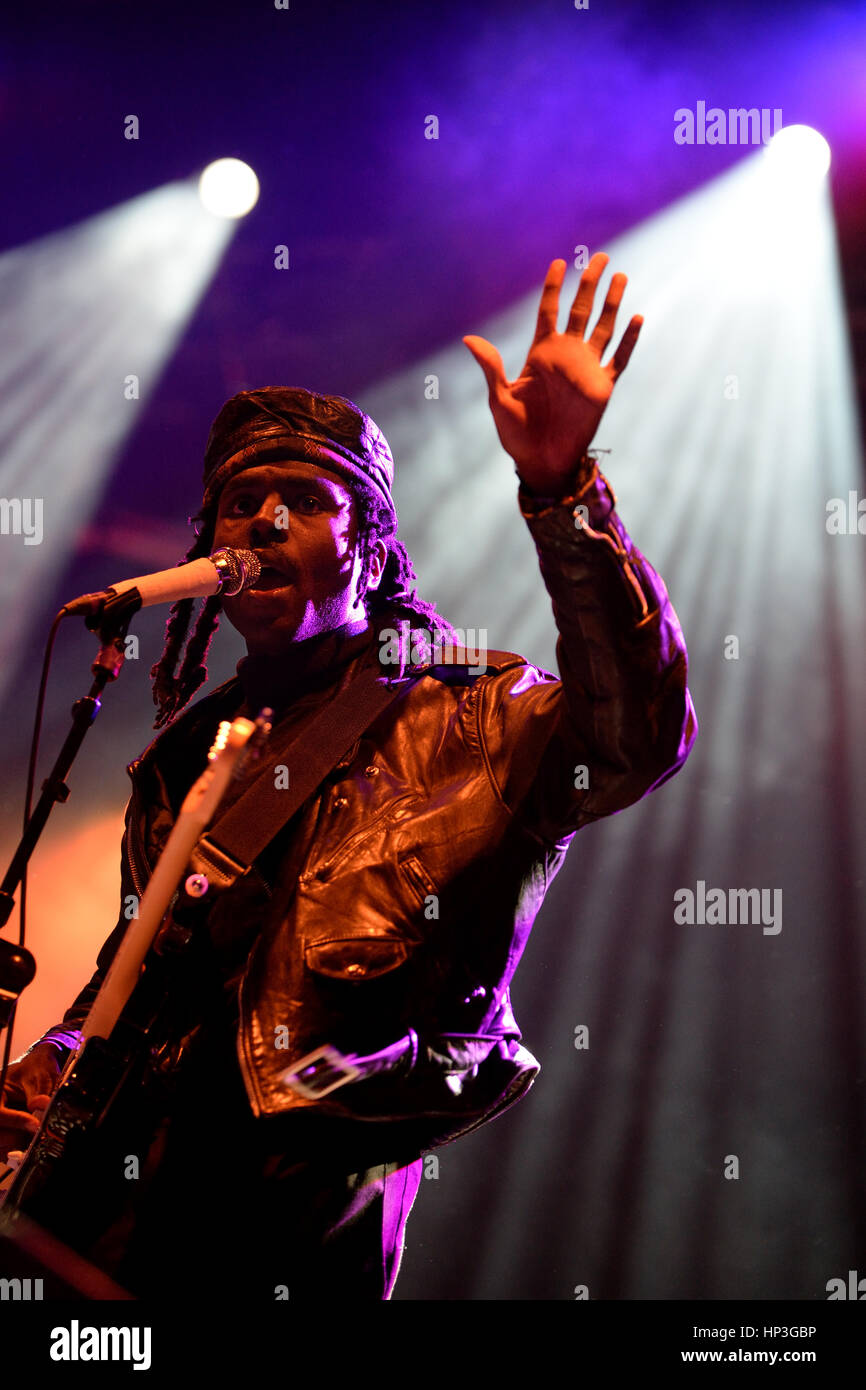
[{"x1": 475, "y1": 463, "x2": 698, "y2": 845}]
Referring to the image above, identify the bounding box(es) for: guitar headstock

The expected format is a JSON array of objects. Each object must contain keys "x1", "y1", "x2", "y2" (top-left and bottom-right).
[
  {"x1": 208, "y1": 717, "x2": 256, "y2": 761},
  {"x1": 181, "y1": 714, "x2": 260, "y2": 817},
  {"x1": 229, "y1": 706, "x2": 272, "y2": 780}
]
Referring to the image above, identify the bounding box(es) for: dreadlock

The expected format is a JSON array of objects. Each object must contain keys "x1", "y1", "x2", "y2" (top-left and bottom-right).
[
  {"x1": 149, "y1": 516, "x2": 224, "y2": 728},
  {"x1": 352, "y1": 481, "x2": 460, "y2": 636},
  {"x1": 149, "y1": 484, "x2": 460, "y2": 729}
]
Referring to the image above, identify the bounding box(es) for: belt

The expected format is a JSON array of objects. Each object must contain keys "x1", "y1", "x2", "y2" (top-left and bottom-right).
[{"x1": 278, "y1": 1030, "x2": 418, "y2": 1099}]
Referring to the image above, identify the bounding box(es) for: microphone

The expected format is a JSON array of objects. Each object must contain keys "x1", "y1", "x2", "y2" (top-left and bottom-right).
[{"x1": 61, "y1": 548, "x2": 263, "y2": 618}]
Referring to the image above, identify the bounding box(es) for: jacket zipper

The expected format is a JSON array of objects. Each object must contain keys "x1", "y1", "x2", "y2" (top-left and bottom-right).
[
  {"x1": 126, "y1": 781, "x2": 150, "y2": 902},
  {"x1": 311, "y1": 790, "x2": 416, "y2": 881}
]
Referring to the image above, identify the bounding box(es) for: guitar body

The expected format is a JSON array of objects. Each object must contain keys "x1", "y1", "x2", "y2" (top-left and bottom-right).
[
  {"x1": 2, "y1": 931, "x2": 194, "y2": 1252},
  {"x1": 6, "y1": 1038, "x2": 153, "y2": 1250},
  {"x1": 0, "y1": 714, "x2": 264, "y2": 1259}
]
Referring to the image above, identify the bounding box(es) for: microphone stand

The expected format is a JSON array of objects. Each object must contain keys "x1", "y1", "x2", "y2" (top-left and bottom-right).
[{"x1": 0, "y1": 589, "x2": 143, "y2": 1026}]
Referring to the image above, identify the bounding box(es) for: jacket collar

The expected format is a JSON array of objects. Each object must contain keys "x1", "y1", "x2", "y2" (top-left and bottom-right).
[{"x1": 128, "y1": 625, "x2": 384, "y2": 784}]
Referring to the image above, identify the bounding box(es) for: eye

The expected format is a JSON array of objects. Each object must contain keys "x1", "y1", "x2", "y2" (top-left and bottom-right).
[
  {"x1": 221, "y1": 489, "x2": 325, "y2": 519},
  {"x1": 296, "y1": 494, "x2": 323, "y2": 513},
  {"x1": 224, "y1": 492, "x2": 255, "y2": 517}
]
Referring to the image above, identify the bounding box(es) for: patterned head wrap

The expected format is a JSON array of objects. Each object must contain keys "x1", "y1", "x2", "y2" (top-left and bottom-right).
[{"x1": 201, "y1": 386, "x2": 396, "y2": 521}]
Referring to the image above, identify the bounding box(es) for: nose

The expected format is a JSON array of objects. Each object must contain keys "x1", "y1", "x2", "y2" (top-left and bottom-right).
[{"x1": 246, "y1": 491, "x2": 287, "y2": 547}]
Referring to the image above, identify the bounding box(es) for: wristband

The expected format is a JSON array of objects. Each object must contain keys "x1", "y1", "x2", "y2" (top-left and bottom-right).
[{"x1": 517, "y1": 453, "x2": 602, "y2": 518}]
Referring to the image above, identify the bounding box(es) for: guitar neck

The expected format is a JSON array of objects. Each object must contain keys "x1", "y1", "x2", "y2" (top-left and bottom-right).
[
  {"x1": 81, "y1": 804, "x2": 213, "y2": 1043},
  {"x1": 79, "y1": 716, "x2": 256, "y2": 1046}
]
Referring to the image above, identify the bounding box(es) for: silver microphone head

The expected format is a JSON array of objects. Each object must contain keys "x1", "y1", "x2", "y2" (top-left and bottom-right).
[{"x1": 210, "y1": 548, "x2": 262, "y2": 597}]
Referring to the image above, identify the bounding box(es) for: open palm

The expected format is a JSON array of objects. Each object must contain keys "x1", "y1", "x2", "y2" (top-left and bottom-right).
[{"x1": 464, "y1": 254, "x2": 643, "y2": 494}]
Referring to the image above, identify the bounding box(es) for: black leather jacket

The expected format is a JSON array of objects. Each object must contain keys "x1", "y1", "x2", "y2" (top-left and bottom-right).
[{"x1": 34, "y1": 467, "x2": 697, "y2": 1159}]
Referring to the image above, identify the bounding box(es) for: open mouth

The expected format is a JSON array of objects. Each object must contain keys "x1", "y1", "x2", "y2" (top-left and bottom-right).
[{"x1": 251, "y1": 566, "x2": 294, "y2": 591}]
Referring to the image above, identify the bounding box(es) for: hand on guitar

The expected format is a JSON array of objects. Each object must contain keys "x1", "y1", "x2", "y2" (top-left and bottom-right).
[
  {"x1": 0, "y1": 1045, "x2": 61, "y2": 1161},
  {"x1": 1, "y1": 718, "x2": 261, "y2": 1219}
]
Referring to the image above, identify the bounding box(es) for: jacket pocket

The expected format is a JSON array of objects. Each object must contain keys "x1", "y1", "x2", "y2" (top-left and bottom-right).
[
  {"x1": 399, "y1": 853, "x2": 438, "y2": 912},
  {"x1": 304, "y1": 934, "x2": 410, "y2": 981}
]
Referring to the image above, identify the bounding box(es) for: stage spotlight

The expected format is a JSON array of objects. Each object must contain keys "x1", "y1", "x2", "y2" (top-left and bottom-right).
[
  {"x1": 765, "y1": 124, "x2": 831, "y2": 181},
  {"x1": 198, "y1": 158, "x2": 260, "y2": 219},
  {"x1": 361, "y1": 148, "x2": 861, "y2": 1300},
  {"x1": 0, "y1": 183, "x2": 234, "y2": 707}
]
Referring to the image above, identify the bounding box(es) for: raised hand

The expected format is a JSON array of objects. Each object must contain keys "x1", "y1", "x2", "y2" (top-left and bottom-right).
[{"x1": 463, "y1": 253, "x2": 643, "y2": 495}]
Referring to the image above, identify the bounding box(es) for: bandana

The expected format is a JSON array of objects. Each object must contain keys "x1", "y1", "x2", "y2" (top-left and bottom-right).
[{"x1": 201, "y1": 386, "x2": 397, "y2": 521}]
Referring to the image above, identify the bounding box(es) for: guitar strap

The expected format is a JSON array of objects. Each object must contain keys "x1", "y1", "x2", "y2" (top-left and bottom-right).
[
  {"x1": 189, "y1": 662, "x2": 422, "y2": 892},
  {"x1": 183, "y1": 662, "x2": 430, "y2": 1100}
]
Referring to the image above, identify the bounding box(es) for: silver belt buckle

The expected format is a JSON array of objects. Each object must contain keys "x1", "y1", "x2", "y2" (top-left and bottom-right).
[{"x1": 279, "y1": 1044, "x2": 361, "y2": 1099}]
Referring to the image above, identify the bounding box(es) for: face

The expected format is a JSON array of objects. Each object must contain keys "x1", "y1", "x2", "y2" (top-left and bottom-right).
[{"x1": 211, "y1": 460, "x2": 386, "y2": 655}]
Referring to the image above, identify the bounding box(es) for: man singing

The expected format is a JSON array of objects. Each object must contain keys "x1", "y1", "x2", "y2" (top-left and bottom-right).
[{"x1": 0, "y1": 254, "x2": 696, "y2": 1299}]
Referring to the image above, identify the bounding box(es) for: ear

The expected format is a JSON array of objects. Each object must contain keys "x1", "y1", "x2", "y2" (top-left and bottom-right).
[{"x1": 364, "y1": 538, "x2": 388, "y2": 593}]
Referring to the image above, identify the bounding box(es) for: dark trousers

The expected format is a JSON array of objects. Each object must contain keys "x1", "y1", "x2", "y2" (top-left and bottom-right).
[{"x1": 85, "y1": 1029, "x2": 424, "y2": 1300}]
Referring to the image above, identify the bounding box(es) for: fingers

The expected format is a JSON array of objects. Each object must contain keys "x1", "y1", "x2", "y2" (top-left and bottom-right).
[
  {"x1": 570, "y1": 256, "x2": 643, "y2": 374},
  {"x1": 587, "y1": 272, "x2": 628, "y2": 356},
  {"x1": 465, "y1": 255, "x2": 643, "y2": 400},
  {"x1": 566, "y1": 252, "x2": 610, "y2": 337},
  {"x1": 462, "y1": 335, "x2": 508, "y2": 398},
  {"x1": 609, "y1": 315, "x2": 644, "y2": 378},
  {"x1": 0, "y1": 1104, "x2": 40, "y2": 1136},
  {"x1": 530, "y1": 259, "x2": 568, "y2": 346}
]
